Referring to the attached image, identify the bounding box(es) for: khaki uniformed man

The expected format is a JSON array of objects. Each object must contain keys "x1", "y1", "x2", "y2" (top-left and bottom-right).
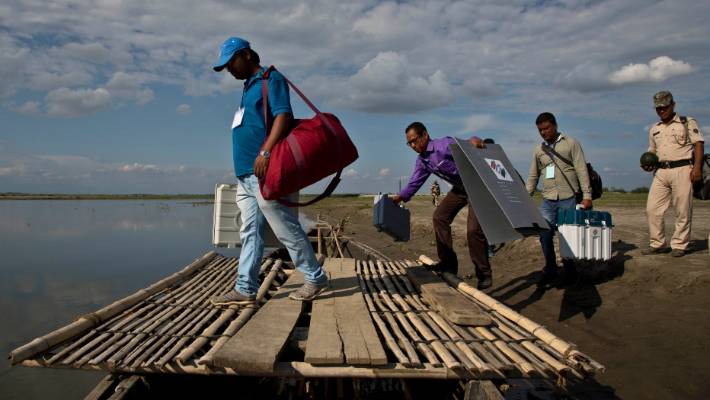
[
  {"x1": 431, "y1": 181, "x2": 441, "y2": 206},
  {"x1": 642, "y1": 91, "x2": 705, "y2": 257}
]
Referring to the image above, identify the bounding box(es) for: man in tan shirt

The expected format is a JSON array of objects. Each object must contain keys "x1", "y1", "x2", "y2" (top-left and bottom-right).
[
  {"x1": 642, "y1": 91, "x2": 705, "y2": 257},
  {"x1": 527, "y1": 112, "x2": 592, "y2": 285}
]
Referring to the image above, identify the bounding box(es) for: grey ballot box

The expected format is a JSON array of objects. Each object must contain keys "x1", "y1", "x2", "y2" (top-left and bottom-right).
[
  {"x1": 449, "y1": 139, "x2": 549, "y2": 245},
  {"x1": 373, "y1": 195, "x2": 411, "y2": 242}
]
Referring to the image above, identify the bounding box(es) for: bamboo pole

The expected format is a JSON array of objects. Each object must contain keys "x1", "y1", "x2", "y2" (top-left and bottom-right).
[
  {"x1": 175, "y1": 260, "x2": 283, "y2": 364},
  {"x1": 357, "y1": 261, "x2": 421, "y2": 367},
  {"x1": 196, "y1": 260, "x2": 279, "y2": 366},
  {"x1": 317, "y1": 227, "x2": 322, "y2": 255},
  {"x1": 363, "y1": 261, "x2": 463, "y2": 372},
  {"x1": 85, "y1": 258, "x2": 235, "y2": 367},
  {"x1": 20, "y1": 359, "x2": 462, "y2": 379},
  {"x1": 438, "y1": 270, "x2": 577, "y2": 357},
  {"x1": 65, "y1": 256, "x2": 232, "y2": 365},
  {"x1": 196, "y1": 306, "x2": 257, "y2": 365},
  {"x1": 331, "y1": 230, "x2": 345, "y2": 258},
  {"x1": 9, "y1": 251, "x2": 219, "y2": 365},
  {"x1": 107, "y1": 260, "x2": 239, "y2": 367}
]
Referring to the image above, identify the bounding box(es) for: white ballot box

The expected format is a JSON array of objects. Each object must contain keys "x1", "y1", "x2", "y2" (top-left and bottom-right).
[
  {"x1": 557, "y1": 208, "x2": 613, "y2": 261},
  {"x1": 212, "y1": 183, "x2": 281, "y2": 248}
]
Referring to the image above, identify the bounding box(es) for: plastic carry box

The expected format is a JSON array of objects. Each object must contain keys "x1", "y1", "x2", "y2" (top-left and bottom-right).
[
  {"x1": 557, "y1": 207, "x2": 613, "y2": 261},
  {"x1": 212, "y1": 183, "x2": 280, "y2": 248},
  {"x1": 372, "y1": 194, "x2": 410, "y2": 241}
]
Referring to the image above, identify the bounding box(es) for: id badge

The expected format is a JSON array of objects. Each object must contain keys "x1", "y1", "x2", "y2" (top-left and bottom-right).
[
  {"x1": 545, "y1": 164, "x2": 555, "y2": 179},
  {"x1": 231, "y1": 107, "x2": 245, "y2": 129}
]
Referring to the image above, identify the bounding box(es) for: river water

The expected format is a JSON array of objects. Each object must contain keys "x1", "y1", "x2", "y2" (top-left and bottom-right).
[{"x1": 0, "y1": 200, "x2": 233, "y2": 399}]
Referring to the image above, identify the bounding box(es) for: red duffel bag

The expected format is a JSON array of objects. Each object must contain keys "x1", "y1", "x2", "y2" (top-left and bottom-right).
[{"x1": 259, "y1": 66, "x2": 358, "y2": 206}]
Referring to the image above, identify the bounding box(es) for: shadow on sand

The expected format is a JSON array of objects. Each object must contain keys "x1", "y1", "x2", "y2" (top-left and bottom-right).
[{"x1": 489, "y1": 239, "x2": 636, "y2": 322}]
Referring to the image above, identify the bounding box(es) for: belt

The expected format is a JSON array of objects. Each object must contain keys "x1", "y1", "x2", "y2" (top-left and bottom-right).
[{"x1": 657, "y1": 159, "x2": 693, "y2": 169}]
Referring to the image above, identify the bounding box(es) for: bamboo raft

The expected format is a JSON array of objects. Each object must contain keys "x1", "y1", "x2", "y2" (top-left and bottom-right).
[{"x1": 8, "y1": 249, "x2": 603, "y2": 384}]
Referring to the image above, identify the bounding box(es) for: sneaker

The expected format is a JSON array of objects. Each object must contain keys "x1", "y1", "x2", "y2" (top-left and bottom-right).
[
  {"x1": 670, "y1": 249, "x2": 686, "y2": 257},
  {"x1": 289, "y1": 281, "x2": 328, "y2": 301},
  {"x1": 477, "y1": 276, "x2": 493, "y2": 290},
  {"x1": 640, "y1": 246, "x2": 669, "y2": 255},
  {"x1": 210, "y1": 290, "x2": 256, "y2": 306}
]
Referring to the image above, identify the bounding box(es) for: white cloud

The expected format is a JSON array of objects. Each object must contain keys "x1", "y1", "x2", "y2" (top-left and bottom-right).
[
  {"x1": 609, "y1": 56, "x2": 695, "y2": 85},
  {"x1": 462, "y1": 77, "x2": 500, "y2": 97},
  {"x1": 344, "y1": 168, "x2": 358, "y2": 177},
  {"x1": 330, "y1": 52, "x2": 453, "y2": 113},
  {"x1": 120, "y1": 163, "x2": 160, "y2": 173},
  {"x1": 28, "y1": 70, "x2": 95, "y2": 91},
  {"x1": 105, "y1": 72, "x2": 154, "y2": 105},
  {"x1": 378, "y1": 168, "x2": 390, "y2": 177},
  {"x1": 0, "y1": 36, "x2": 28, "y2": 98},
  {"x1": 56, "y1": 42, "x2": 111, "y2": 64},
  {"x1": 13, "y1": 101, "x2": 41, "y2": 115},
  {"x1": 176, "y1": 104, "x2": 191, "y2": 115},
  {"x1": 463, "y1": 114, "x2": 494, "y2": 133},
  {"x1": 0, "y1": 165, "x2": 27, "y2": 176},
  {"x1": 45, "y1": 87, "x2": 111, "y2": 117}
]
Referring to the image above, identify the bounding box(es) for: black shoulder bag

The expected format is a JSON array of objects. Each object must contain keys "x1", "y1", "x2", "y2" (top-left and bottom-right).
[{"x1": 541, "y1": 145, "x2": 603, "y2": 202}]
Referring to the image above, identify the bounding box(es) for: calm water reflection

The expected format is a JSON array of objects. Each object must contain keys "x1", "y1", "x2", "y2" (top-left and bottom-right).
[{"x1": 0, "y1": 200, "x2": 235, "y2": 399}]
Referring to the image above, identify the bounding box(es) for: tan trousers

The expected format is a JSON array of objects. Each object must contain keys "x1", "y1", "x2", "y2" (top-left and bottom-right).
[{"x1": 646, "y1": 165, "x2": 694, "y2": 250}]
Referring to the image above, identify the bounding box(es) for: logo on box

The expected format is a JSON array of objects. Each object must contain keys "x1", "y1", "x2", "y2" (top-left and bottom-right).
[{"x1": 485, "y1": 158, "x2": 513, "y2": 182}]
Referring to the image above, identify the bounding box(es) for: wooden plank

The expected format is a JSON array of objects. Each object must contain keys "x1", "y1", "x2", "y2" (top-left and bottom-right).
[
  {"x1": 330, "y1": 258, "x2": 388, "y2": 365},
  {"x1": 304, "y1": 259, "x2": 344, "y2": 364},
  {"x1": 405, "y1": 265, "x2": 492, "y2": 326},
  {"x1": 211, "y1": 272, "x2": 305, "y2": 373}
]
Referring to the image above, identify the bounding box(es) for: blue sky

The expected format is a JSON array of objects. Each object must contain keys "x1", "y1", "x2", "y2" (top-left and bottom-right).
[{"x1": 1, "y1": 0, "x2": 709, "y2": 195}]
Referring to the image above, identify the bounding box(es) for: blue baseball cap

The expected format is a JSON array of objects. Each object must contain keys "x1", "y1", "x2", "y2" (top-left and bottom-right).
[{"x1": 213, "y1": 37, "x2": 250, "y2": 72}]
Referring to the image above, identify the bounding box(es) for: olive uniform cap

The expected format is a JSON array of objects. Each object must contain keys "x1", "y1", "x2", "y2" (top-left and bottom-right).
[{"x1": 653, "y1": 91, "x2": 674, "y2": 108}]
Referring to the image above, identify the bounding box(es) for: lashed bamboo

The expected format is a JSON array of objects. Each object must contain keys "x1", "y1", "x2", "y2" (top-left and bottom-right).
[
  {"x1": 9, "y1": 251, "x2": 219, "y2": 365},
  {"x1": 362, "y1": 262, "x2": 438, "y2": 366},
  {"x1": 363, "y1": 261, "x2": 462, "y2": 372},
  {"x1": 355, "y1": 260, "x2": 421, "y2": 367},
  {"x1": 331, "y1": 230, "x2": 345, "y2": 258},
  {"x1": 196, "y1": 262, "x2": 282, "y2": 366},
  {"x1": 62, "y1": 257, "x2": 233, "y2": 367},
  {"x1": 20, "y1": 359, "x2": 462, "y2": 379},
  {"x1": 175, "y1": 260, "x2": 283, "y2": 364},
  {"x1": 100, "y1": 258, "x2": 238, "y2": 367},
  {"x1": 124, "y1": 260, "x2": 240, "y2": 367},
  {"x1": 59, "y1": 256, "x2": 234, "y2": 366},
  {"x1": 356, "y1": 261, "x2": 411, "y2": 366},
  {"x1": 433, "y1": 264, "x2": 577, "y2": 357},
  {"x1": 317, "y1": 227, "x2": 323, "y2": 255},
  {"x1": 196, "y1": 306, "x2": 257, "y2": 365}
]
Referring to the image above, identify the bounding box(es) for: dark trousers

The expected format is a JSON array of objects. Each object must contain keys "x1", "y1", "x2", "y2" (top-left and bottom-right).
[
  {"x1": 432, "y1": 187, "x2": 491, "y2": 278},
  {"x1": 539, "y1": 197, "x2": 577, "y2": 276}
]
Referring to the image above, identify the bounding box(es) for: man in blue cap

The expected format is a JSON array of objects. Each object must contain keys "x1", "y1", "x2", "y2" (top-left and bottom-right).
[{"x1": 209, "y1": 37, "x2": 328, "y2": 305}]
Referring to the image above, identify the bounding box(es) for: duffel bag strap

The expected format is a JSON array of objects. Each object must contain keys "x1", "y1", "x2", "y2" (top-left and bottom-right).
[
  {"x1": 276, "y1": 170, "x2": 343, "y2": 207},
  {"x1": 263, "y1": 66, "x2": 341, "y2": 145},
  {"x1": 261, "y1": 66, "x2": 344, "y2": 207}
]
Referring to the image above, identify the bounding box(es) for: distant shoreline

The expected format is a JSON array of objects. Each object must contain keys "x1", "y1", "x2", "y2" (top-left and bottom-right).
[
  {"x1": 0, "y1": 193, "x2": 364, "y2": 201},
  {"x1": 0, "y1": 193, "x2": 214, "y2": 200}
]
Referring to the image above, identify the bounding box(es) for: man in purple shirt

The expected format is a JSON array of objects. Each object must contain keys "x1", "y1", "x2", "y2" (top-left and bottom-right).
[{"x1": 393, "y1": 122, "x2": 493, "y2": 289}]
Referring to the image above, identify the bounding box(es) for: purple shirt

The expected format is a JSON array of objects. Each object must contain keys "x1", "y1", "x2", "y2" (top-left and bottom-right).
[{"x1": 399, "y1": 136, "x2": 473, "y2": 201}]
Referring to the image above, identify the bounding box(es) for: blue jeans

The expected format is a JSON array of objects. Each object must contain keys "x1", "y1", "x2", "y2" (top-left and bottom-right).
[
  {"x1": 539, "y1": 196, "x2": 577, "y2": 276},
  {"x1": 235, "y1": 174, "x2": 326, "y2": 295}
]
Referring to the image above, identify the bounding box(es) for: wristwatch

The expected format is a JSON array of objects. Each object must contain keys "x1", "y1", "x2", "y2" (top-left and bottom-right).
[{"x1": 259, "y1": 150, "x2": 271, "y2": 159}]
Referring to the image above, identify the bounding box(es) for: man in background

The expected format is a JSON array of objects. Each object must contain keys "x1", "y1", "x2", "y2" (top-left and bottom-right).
[
  {"x1": 642, "y1": 91, "x2": 704, "y2": 257},
  {"x1": 526, "y1": 112, "x2": 592, "y2": 286}
]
